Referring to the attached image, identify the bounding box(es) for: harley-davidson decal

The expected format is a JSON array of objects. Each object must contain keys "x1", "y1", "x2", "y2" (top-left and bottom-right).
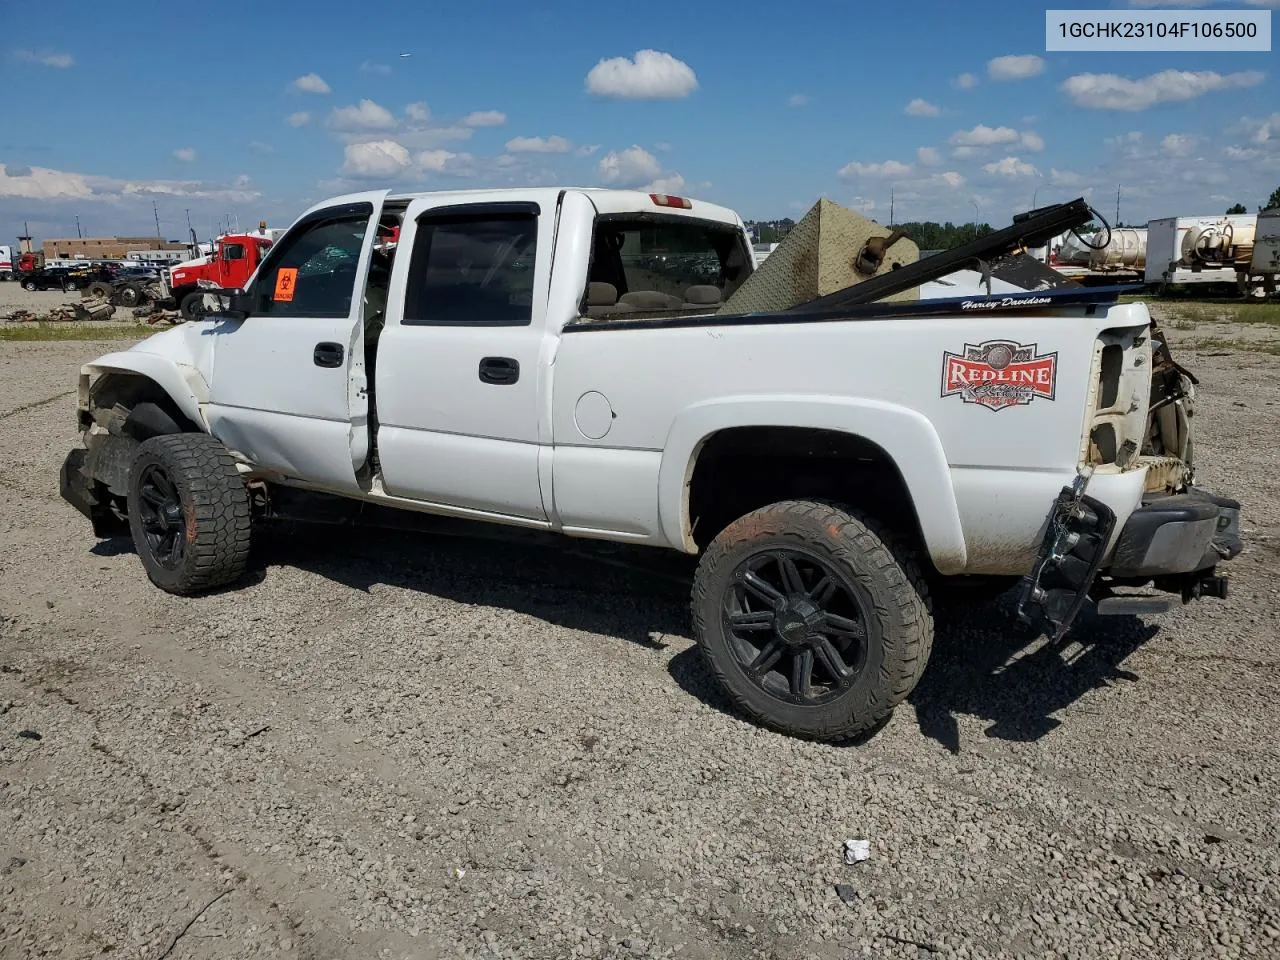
[{"x1": 941, "y1": 340, "x2": 1057, "y2": 411}]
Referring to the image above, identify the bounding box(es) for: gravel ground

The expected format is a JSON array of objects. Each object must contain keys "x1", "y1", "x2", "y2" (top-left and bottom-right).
[{"x1": 1, "y1": 317, "x2": 1278, "y2": 960}]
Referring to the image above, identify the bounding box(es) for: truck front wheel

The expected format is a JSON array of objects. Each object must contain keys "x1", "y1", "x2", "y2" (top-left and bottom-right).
[
  {"x1": 691, "y1": 500, "x2": 933, "y2": 742},
  {"x1": 126, "y1": 433, "x2": 252, "y2": 595},
  {"x1": 178, "y1": 291, "x2": 206, "y2": 321}
]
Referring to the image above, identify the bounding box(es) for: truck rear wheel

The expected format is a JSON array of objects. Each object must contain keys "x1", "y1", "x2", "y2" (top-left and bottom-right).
[
  {"x1": 691, "y1": 500, "x2": 933, "y2": 742},
  {"x1": 126, "y1": 433, "x2": 251, "y2": 595}
]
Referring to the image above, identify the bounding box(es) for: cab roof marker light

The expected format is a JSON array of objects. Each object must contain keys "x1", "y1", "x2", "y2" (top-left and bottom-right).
[{"x1": 650, "y1": 194, "x2": 692, "y2": 209}]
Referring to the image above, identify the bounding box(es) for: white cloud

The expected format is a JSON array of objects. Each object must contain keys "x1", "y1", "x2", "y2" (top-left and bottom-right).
[
  {"x1": 988, "y1": 55, "x2": 1045, "y2": 81},
  {"x1": 1161, "y1": 133, "x2": 1199, "y2": 156},
  {"x1": 404, "y1": 102, "x2": 431, "y2": 124},
  {"x1": 983, "y1": 156, "x2": 1039, "y2": 178},
  {"x1": 788, "y1": 93, "x2": 810, "y2": 107},
  {"x1": 837, "y1": 159, "x2": 913, "y2": 179},
  {"x1": 1060, "y1": 70, "x2": 1265, "y2": 111},
  {"x1": 585, "y1": 49, "x2": 698, "y2": 100},
  {"x1": 953, "y1": 72, "x2": 978, "y2": 90},
  {"x1": 360, "y1": 61, "x2": 392, "y2": 75},
  {"x1": 464, "y1": 110, "x2": 507, "y2": 127},
  {"x1": 14, "y1": 49, "x2": 74, "y2": 68},
  {"x1": 287, "y1": 111, "x2": 311, "y2": 128},
  {"x1": 292, "y1": 73, "x2": 331, "y2": 94},
  {"x1": 417, "y1": 149, "x2": 460, "y2": 173},
  {"x1": 1241, "y1": 112, "x2": 1280, "y2": 143},
  {"x1": 495, "y1": 155, "x2": 519, "y2": 169},
  {"x1": 598, "y1": 146, "x2": 662, "y2": 186},
  {"x1": 917, "y1": 146, "x2": 942, "y2": 166},
  {"x1": 0, "y1": 162, "x2": 258, "y2": 205},
  {"x1": 505, "y1": 135, "x2": 571, "y2": 154},
  {"x1": 1225, "y1": 146, "x2": 1261, "y2": 160},
  {"x1": 341, "y1": 140, "x2": 411, "y2": 177},
  {"x1": 577, "y1": 144, "x2": 601, "y2": 157},
  {"x1": 0, "y1": 163, "x2": 93, "y2": 199},
  {"x1": 328, "y1": 99, "x2": 398, "y2": 131},
  {"x1": 646, "y1": 174, "x2": 686, "y2": 194},
  {"x1": 1049, "y1": 168, "x2": 1085, "y2": 187},
  {"x1": 950, "y1": 124, "x2": 1021, "y2": 147},
  {"x1": 1021, "y1": 132, "x2": 1045, "y2": 152},
  {"x1": 905, "y1": 98, "x2": 941, "y2": 117},
  {"x1": 233, "y1": 174, "x2": 252, "y2": 189},
  {"x1": 173, "y1": 147, "x2": 197, "y2": 162},
  {"x1": 937, "y1": 171, "x2": 966, "y2": 188}
]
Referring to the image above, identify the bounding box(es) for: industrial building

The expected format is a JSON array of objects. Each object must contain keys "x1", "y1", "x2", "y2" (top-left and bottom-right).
[{"x1": 40, "y1": 236, "x2": 188, "y2": 260}]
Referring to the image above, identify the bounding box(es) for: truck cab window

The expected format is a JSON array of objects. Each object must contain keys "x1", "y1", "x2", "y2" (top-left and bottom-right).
[
  {"x1": 585, "y1": 219, "x2": 751, "y2": 316},
  {"x1": 223, "y1": 243, "x2": 245, "y2": 261},
  {"x1": 403, "y1": 215, "x2": 537, "y2": 326},
  {"x1": 251, "y1": 211, "x2": 371, "y2": 318}
]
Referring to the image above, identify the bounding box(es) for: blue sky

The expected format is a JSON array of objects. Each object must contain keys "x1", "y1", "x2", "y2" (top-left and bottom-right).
[{"x1": 1, "y1": 0, "x2": 1277, "y2": 243}]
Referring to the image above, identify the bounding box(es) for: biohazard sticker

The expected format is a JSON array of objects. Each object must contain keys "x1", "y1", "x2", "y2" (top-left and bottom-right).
[
  {"x1": 941, "y1": 340, "x2": 1057, "y2": 411},
  {"x1": 273, "y1": 267, "x2": 298, "y2": 302}
]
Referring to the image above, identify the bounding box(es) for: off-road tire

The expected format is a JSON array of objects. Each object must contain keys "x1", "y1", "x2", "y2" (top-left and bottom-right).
[
  {"x1": 87, "y1": 281, "x2": 114, "y2": 300},
  {"x1": 126, "y1": 433, "x2": 251, "y2": 595},
  {"x1": 691, "y1": 499, "x2": 933, "y2": 741}
]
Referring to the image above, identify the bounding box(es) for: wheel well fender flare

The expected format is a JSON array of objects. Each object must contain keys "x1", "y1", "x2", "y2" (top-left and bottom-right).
[
  {"x1": 81, "y1": 352, "x2": 209, "y2": 432},
  {"x1": 658, "y1": 395, "x2": 968, "y2": 573}
]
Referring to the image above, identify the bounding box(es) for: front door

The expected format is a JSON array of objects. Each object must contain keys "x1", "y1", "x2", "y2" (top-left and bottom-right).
[
  {"x1": 373, "y1": 193, "x2": 557, "y2": 521},
  {"x1": 204, "y1": 192, "x2": 387, "y2": 493}
]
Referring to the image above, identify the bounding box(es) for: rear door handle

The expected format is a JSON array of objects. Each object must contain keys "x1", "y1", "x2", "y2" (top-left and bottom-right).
[
  {"x1": 313, "y1": 342, "x2": 344, "y2": 368},
  {"x1": 478, "y1": 356, "x2": 519, "y2": 385}
]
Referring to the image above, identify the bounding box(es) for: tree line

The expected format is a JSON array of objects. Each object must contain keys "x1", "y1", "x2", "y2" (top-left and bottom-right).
[{"x1": 1225, "y1": 186, "x2": 1280, "y2": 216}]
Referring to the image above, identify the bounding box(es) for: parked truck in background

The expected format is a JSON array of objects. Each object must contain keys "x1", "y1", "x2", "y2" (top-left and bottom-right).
[
  {"x1": 58, "y1": 189, "x2": 1243, "y2": 742},
  {"x1": 164, "y1": 232, "x2": 276, "y2": 320}
]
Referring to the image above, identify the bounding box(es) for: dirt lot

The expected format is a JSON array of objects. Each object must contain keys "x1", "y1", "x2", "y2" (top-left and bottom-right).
[{"x1": 2, "y1": 317, "x2": 1279, "y2": 960}]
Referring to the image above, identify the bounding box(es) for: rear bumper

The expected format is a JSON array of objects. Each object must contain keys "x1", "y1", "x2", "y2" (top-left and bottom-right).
[
  {"x1": 1016, "y1": 477, "x2": 1243, "y2": 640},
  {"x1": 1107, "y1": 488, "x2": 1242, "y2": 579}
]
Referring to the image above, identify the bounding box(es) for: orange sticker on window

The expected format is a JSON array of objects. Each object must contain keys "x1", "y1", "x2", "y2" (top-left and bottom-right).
[{"x1": 273, "y1": 267, "x2": 298, "y2": 302}]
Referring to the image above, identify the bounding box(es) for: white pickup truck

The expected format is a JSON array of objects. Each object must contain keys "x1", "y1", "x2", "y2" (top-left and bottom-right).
[{"x1": 60, "y1": 188, "x2": 1243, "y2": 741}]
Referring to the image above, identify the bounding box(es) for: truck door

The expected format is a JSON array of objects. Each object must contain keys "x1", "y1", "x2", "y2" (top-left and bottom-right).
[
  {"x1": 373, "y1": 194, "x2": 556, "y2": 521},
  {"x1": 204, "y1": 192, "x2": 387, "y2": 494}
]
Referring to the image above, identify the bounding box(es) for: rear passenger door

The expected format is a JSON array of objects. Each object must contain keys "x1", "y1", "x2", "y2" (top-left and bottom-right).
[{"x1": 374, "y1": 196, "x2": 554, "y2": 521}]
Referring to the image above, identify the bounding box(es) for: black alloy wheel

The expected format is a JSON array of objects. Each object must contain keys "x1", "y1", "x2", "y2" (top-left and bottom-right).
[
  {"x1": 134, "y1": 461, "x2": 186, "y2": 571},
  {"x1": 722, "y1": 548, "x2": 872, "y2": 705}
]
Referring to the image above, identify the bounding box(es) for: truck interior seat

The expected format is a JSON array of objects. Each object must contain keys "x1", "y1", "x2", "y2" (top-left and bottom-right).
[
  {"x1": 682, "y1": 285, "x2": 721, "y2": 309},
  {"x1": 619, "y1": 290, "x2": 684, "y2": 310}
]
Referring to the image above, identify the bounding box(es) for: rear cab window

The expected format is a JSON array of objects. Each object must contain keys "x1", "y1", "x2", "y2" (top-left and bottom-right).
[{"x1": 583, "y1": 216, "x2": 752, "y2": 319}]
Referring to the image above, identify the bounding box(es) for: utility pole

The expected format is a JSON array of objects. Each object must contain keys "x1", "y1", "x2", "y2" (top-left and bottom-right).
[
  {"x1": 75, "y1": 215, "x2": 82, "y2": 239},
  {"x1": 1115, "y1": 183, "x2": 1121, "y2": 226},
  {"x1": 889, "y1": 188, "x2": 895, "y2": 226},
  {"x1": 153, "y1": 201, "x2": 162, "y2": 239},
  {"x1": 971, "y1": 199, "x2": 980, "y2": 223}
]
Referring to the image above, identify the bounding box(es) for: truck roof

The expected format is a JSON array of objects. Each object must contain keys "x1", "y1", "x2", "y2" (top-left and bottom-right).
[{"x1": 336, "y1": 187, "x2": 745, "y2": 229}]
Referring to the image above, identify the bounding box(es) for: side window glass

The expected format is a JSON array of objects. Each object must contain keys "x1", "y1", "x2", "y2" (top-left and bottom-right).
[
  {"x1": 403, "y1": 215, "x2": 537, "y2": 326},
  {"x1": 223, "y1": 243, "x2": 245, "y2": 261},
  {"x1": 254, "y1": 209, "x2": 371, "y2": 318}
]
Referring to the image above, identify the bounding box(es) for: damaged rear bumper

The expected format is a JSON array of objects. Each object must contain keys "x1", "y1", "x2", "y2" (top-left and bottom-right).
[{"x1": 1017, "y1": 474, "x2": 1242, "y2": 640}]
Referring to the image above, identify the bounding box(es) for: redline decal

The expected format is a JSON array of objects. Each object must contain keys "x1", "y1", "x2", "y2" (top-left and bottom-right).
[{"x1": 941, "y1": 339, "x2": 1057, "y2": 411}]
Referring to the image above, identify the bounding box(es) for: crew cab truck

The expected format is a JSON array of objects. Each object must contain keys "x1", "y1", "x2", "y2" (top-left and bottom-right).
[{"x1": 59, "y1": 188, "x2": 1243, "y2": 741}]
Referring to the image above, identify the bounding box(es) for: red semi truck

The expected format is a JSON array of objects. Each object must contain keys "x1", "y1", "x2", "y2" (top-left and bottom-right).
[{"x1": 165, "y1": 233, "x2": 276, "y2": 320}]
